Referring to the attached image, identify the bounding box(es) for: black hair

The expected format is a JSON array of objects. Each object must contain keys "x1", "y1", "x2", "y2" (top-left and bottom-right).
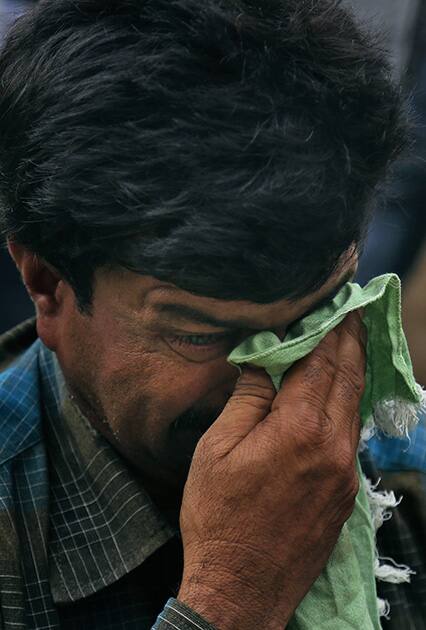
[{"x1": 0, "y1": 0, "x2": 409, "y2": 309}]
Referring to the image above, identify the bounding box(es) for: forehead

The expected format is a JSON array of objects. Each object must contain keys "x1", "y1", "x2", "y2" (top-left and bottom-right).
[{"x1": 100, "y1": 253, "x2": 357, "y2": 331}]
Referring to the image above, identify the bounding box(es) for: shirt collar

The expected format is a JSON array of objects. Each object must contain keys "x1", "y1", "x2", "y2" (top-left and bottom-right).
[{"x1": 38, "y1": 342, "x2": 175, "y2": 604}]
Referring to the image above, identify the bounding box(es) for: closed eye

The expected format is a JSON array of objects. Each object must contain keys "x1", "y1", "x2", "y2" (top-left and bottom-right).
[{"x1": 167, "y1": 332, "x2": 235, "y2": 347}]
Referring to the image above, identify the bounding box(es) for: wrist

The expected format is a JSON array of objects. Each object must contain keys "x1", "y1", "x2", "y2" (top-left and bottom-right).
[{"x1": 178, "y1": 570, "x2": 288, "y2": 630}]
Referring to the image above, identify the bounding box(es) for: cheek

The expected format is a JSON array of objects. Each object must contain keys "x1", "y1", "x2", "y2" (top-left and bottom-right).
[
  {"x1": 102, "y1": 348, "x2": 238, "y2": 423},
  {"x1": 152, "y1": 358, "x2": 239, "y2": 418},
  {"x1": 59, "y1": 306, "x2": 238, "y2": 428},
  {"x1": 97, "y1": 314, "x2": 238, "y2": 408}
]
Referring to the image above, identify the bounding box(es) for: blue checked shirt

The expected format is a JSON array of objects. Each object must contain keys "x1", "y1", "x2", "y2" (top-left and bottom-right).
[{"x1": 0, "y1": 320, "x2": 425, "y2": 629}]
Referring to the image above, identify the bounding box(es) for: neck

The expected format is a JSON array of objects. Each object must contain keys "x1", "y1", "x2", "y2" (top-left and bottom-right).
[{"x1": 137, "y1": 471, "x2": 184, "y2": 529}]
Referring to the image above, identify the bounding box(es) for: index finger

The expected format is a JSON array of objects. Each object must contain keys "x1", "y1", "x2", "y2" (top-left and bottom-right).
[
  {"x1": 325, "y1": 310, "x2": 366, "y2": 435},
  {"x1": 271, "y1": 323, "x2": 341, "y2": 413},
  {"x1": 271, "y1": 307, "x2": 367, "y2": 414}
]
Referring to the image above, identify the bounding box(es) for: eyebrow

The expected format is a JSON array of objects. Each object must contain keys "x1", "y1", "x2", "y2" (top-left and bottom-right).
[{"x1": 152, "y1": 269, "x2": 356, "y2": 331}]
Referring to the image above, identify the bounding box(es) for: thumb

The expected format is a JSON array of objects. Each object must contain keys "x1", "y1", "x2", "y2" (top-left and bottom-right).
[{"x1": 208, "y1": 366, "x2": 276, "y2": 448}]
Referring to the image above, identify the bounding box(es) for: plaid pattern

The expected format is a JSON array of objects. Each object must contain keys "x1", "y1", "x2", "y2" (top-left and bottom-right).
[
  {"x1": 0, "y1": 321, "x2": 425, "y2": 629},
  {"x1": 39, "y1": 345, "x2": 175, "y2": 604},
  {"x1": 0, "y1": 325, "x2": 210, "y2": 630},
  {"x1": 153, "y1": 600, "x2": 217, "y2": 630}
]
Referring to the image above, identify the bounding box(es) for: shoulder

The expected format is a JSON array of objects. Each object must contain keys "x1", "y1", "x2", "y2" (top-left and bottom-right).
[
  {"x1": 0, "y1": 338, "x2": 43, "y2": 467},
  {"x1": 367, "y1": 412, "x2": 426, "y2": 474}
]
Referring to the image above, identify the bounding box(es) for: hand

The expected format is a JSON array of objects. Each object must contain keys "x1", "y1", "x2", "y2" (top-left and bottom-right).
[{"x1": 177, "y1": 310, "x2": 366, "y2": 630}]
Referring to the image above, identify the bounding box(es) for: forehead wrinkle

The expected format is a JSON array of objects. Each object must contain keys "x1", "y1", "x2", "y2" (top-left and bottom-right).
[
  {"x1": 151, "y1": 303, "x2": 255, "y2": 330},
  {"x1": 144, "y1": 266, "x2": 356, "y2": 331},
  {"x1": 143, "y1": 284, "x2": 260, "y2": 329}
]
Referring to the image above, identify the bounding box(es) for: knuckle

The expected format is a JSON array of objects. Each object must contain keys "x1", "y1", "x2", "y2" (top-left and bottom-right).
[
  {"x1": 194, "y1": 433, "x2": 218, "y2": 463},
  {"x1": 332, "y1": 452, "x2": 355, "y2": 481},
  {"x1": 339, "y1": 358, "x2": 364, "y2": 383},
  {"x1": 231, "y1": 380, "x2": 275, "y2": 411},
  {"x1": 193, "y1": 434, "x2": 208, "y2": 460},
  {"x1": 286, "y1": 406, "x2": 335, "y2": 449},
  {"x1": 335, "y1": 362, "x2": 365, "y2": 398},
  {"x1": 301, "y1": 352, "x2": 335, "y2": 385}
]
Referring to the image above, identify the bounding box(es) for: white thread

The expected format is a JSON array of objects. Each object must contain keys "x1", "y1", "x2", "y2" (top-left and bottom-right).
[
  {"x1": 374, "y1": 557, "x2": 415, "y2": 584},
  {"x1": 377, "y1": 598, "x2": 391, "y2": 620},
  {"x1": 363, "y1": 475, "x2": 401, "y2": 531},
  {"x1": 358, "y1": 417, "x2": 376, "y2": 452},
  {"x1": 362, "y1": 464, "x2": 415, "y2": 620},
  {"x1": 371, "y1": 383, "x2": 426, "y2": 439}
]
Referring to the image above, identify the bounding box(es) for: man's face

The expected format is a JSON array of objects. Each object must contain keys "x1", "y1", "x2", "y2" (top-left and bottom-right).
[{"x1": 53, "y1": 255, "x2": 357, "y2": 495}]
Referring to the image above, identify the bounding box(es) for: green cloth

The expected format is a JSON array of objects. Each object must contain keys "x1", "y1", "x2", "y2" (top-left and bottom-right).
[{"x1": 228, "y1": 273, "x2": 422, "y2": 630}]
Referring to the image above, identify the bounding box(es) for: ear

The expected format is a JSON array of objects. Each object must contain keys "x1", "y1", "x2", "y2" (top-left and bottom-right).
[{"x1": 8, "y1": 240, "x2": 66, "y2": 350}]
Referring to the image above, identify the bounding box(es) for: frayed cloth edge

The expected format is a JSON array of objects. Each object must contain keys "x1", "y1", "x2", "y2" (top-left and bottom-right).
[
  {"x1": 366, "y1": 384, "x2": 426, "y2": 439},
  {"x1": 362, "y1": 474, "x2": 416, "y2": 620},
  {"x1": 359, "y1": 385, "x2": 424, "y2": 622}
]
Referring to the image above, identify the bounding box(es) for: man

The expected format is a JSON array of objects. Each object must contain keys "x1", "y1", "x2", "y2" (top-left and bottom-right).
[{"x1": 0, "y1": 1, "x2": 424, "y2": 629}]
